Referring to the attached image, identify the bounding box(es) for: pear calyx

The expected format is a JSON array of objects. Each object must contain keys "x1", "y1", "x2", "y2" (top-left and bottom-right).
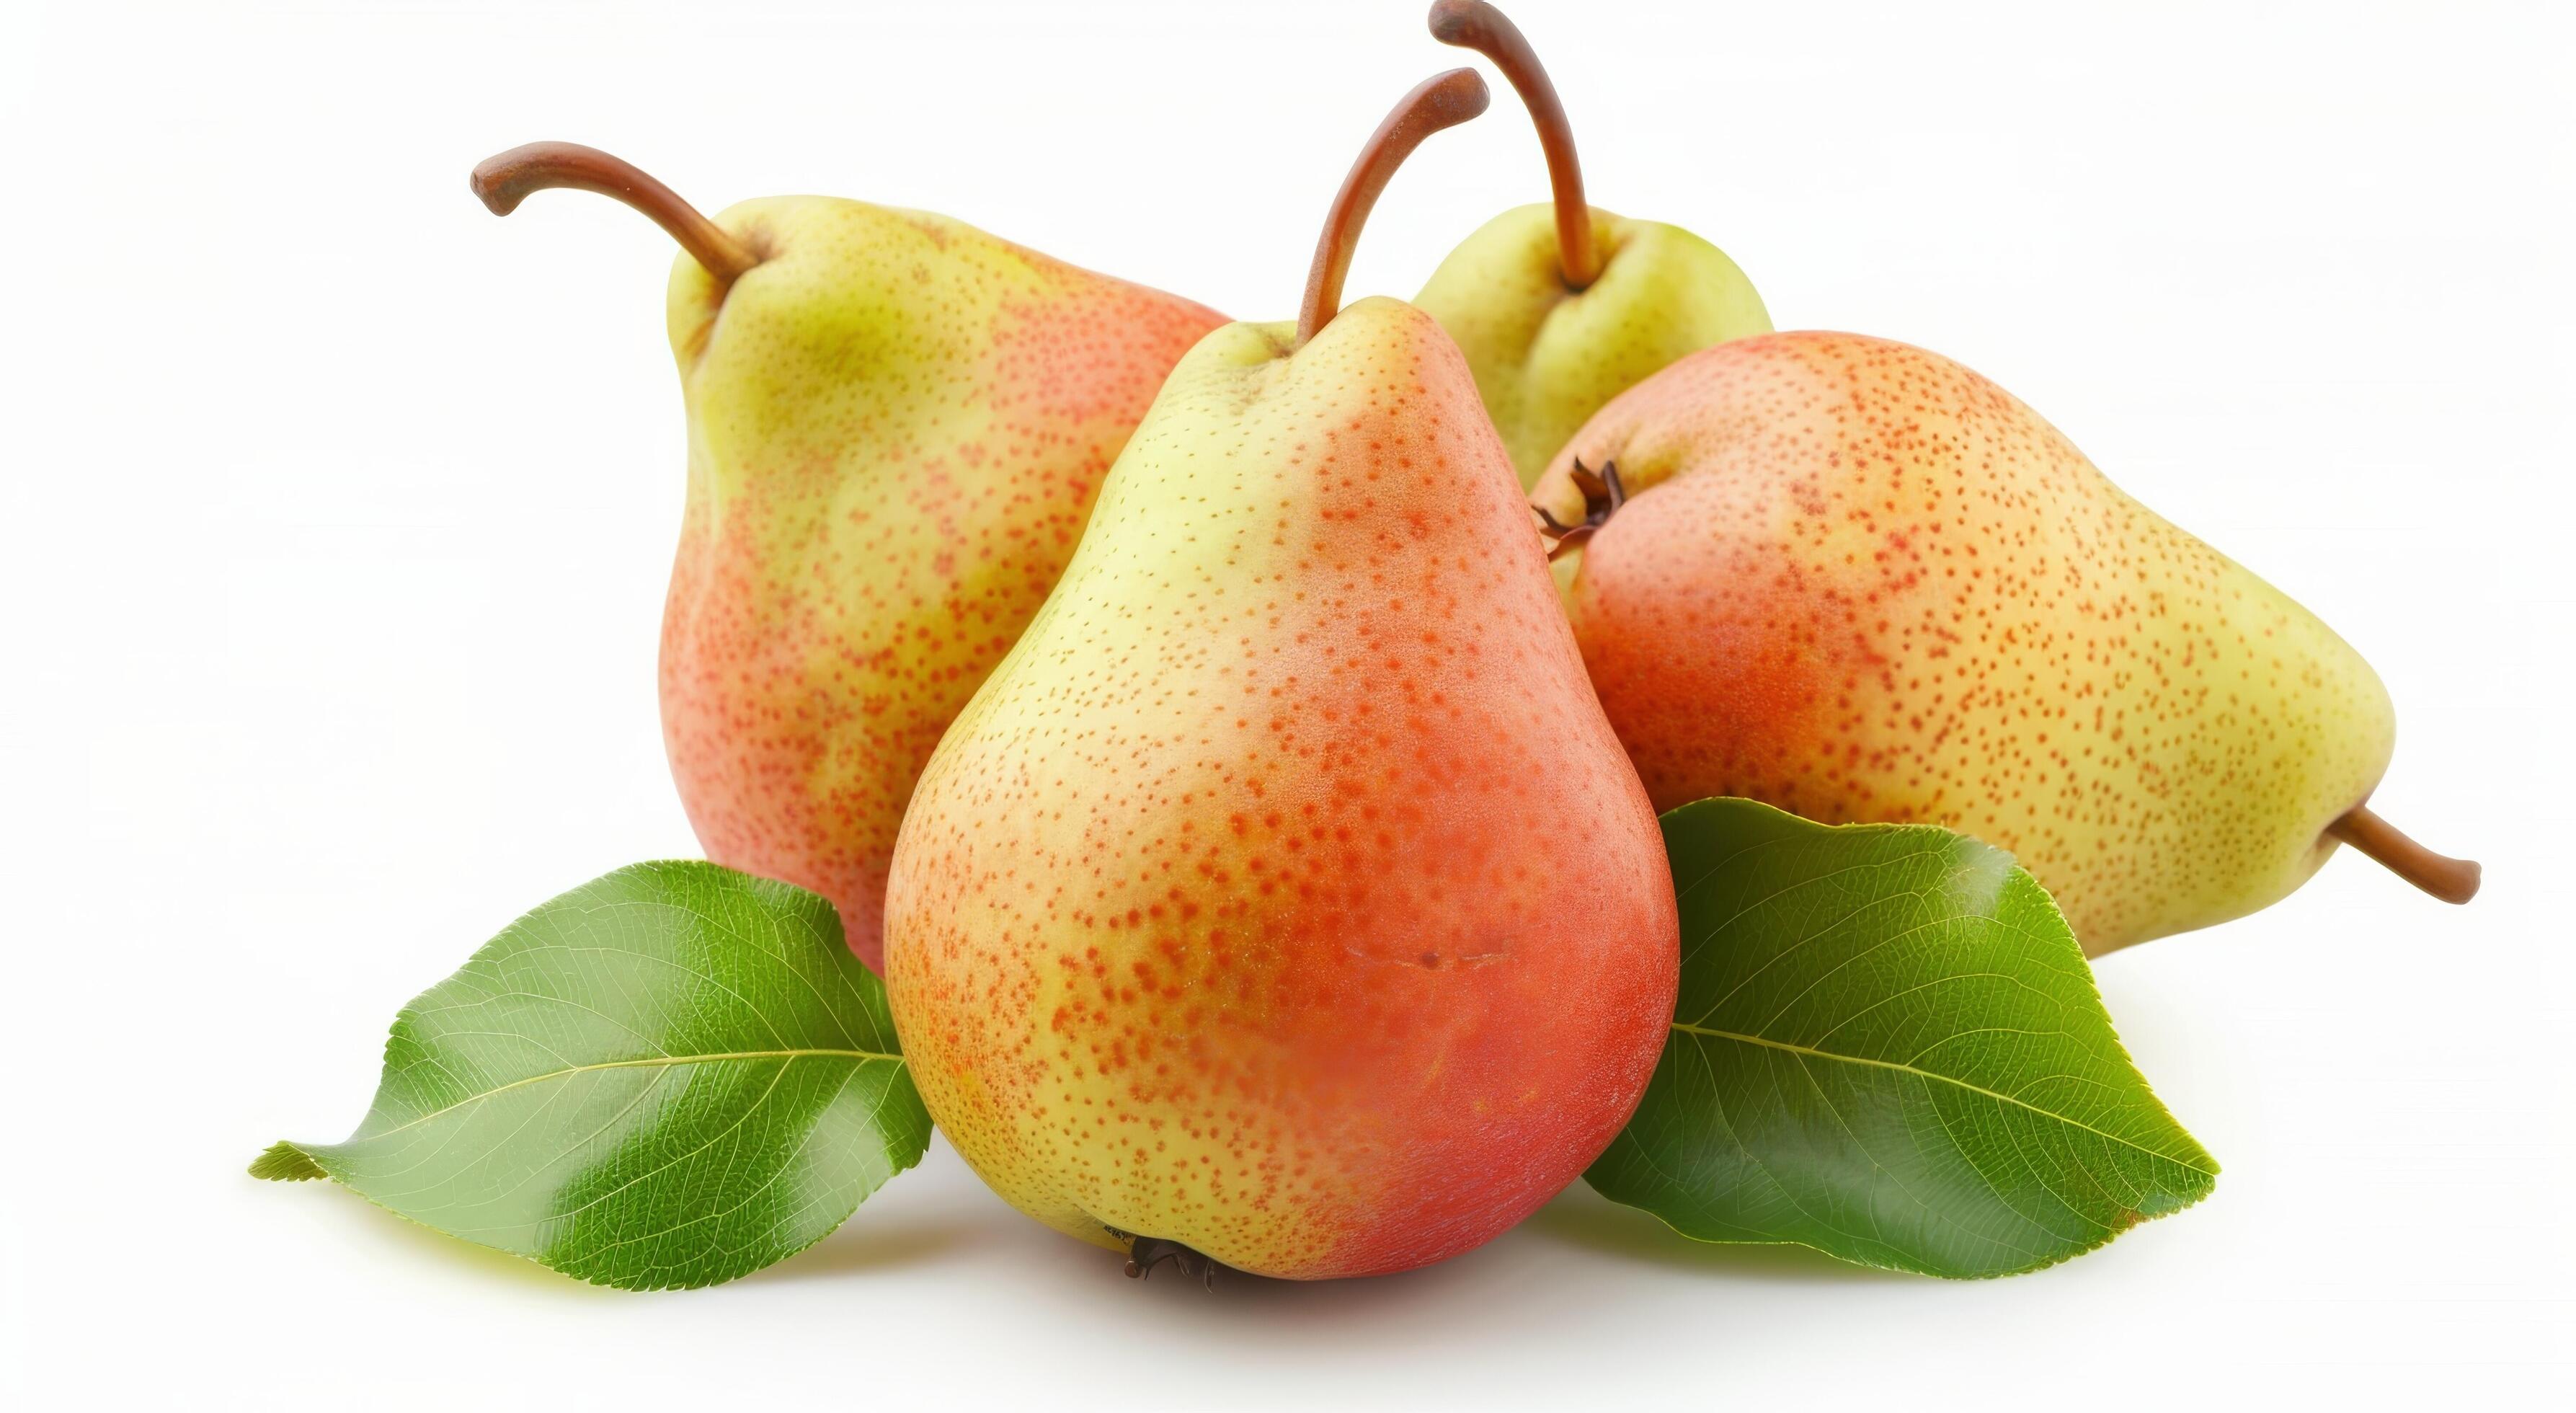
[
  {"x1": 470, "y1": 142, "x2": 762, "y2": 291},
  {"x1": 2327, "y1": 804, "x2": 2482, "y2": 904},
  {"x1": 1110, "y1": 1229, "x2": 1228, "y2": 1290},
  {"x1": 1429, "y1": 1, "x2": 1599, "y2": 289},
  {"x1": 1296, "y1": 67, "x2": 1490, "y2": 346},
  {"x1": 1533, "y1": 458, "x2": 1625, "y2": 561}
]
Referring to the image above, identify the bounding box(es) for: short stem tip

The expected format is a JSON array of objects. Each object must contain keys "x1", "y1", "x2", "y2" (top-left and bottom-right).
[
  {"x1": 2327, "y1": 804, "x2": 2482, "y2": 905},
  {"x1": 1429, "y1": 1, "x2": 1599, "y2": 289},
  {"x1": 469, "y1": 141, "x2": 761, "y2": 288},
  {"x1": 1296, "y1": 67, "x2": 1491, "y2": 347}
]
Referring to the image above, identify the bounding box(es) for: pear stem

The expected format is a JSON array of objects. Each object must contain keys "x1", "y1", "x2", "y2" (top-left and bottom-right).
[
  {"x1": 1297, "y1": 68, "x2": 1491, "y2": 347},
  {"x1": 2327, "y1": 804, "x2": 2481, "y2": 904},
  {"x1": 470, "y1": 142, "x2": 762, "y2": 290},
  {"x1": 1429, "y1": 1, "x2": 1600, "y2": 290}
]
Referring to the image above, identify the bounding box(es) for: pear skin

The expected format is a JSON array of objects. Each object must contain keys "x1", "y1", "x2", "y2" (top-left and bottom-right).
[
  {"x1": 1537, "y1": 332, "x2": 2413, "y2": 954},
  {"x1": 885, "y1": 298, "x2": 1677, "y2": 1279},
  {"x1": 476, "y1": 146, "x2": 1225, "y2": 970}
]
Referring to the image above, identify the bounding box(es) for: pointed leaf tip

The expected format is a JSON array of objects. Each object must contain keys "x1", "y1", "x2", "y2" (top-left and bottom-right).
[{"x1": 249, "y1": 1141, "x2": 327, "y2": 1182}]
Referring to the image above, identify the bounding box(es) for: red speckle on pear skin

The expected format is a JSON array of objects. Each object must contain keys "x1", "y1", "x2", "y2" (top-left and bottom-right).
[
  {"x1": 657, "y1": 212, "x2": 1225, "y2": 972},
  {"x1": 885, "y1": 302, "x2": 1680, "y2": 1280}
]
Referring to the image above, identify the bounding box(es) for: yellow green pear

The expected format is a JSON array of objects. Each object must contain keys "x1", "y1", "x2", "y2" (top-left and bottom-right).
[
  {"x1": 882, "y1": 71, "x2": 1679, "y2": 1281},
  {"x1": 1535, "y1": 330, "x2": 2479, "y2": 954},
  {"x1": 472, "y1": 144, "x2": 1225, "y2": 970},
  {"x1": 1412, "y1": 1, "x2": 1771, "y2": 490}
]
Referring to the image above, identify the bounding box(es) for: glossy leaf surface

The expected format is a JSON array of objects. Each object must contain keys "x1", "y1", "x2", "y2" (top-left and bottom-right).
[
  {"x1": 255, "y1": 861, "x2": 929, "y2": 1290},
  {"x1": 1589, "y1": 799, "x2": 2218, "y2": 1277}
]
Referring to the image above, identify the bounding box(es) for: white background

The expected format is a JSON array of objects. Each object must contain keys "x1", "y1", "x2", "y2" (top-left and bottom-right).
[{"x1": 4, "y1": 1, "x2": 2570, "y2": 1407}]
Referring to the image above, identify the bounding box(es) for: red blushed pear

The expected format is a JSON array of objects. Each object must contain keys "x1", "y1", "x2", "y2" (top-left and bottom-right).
[
  {"x1": 882, "y1": 70, "x2": 1680, "y2": 1281},
  {"x1": 1536, "y1": 332, "x2": 2479, "y2": 955},
  {"x1": 469, "y1": 143, "x2": 1226, "y2": 970}
]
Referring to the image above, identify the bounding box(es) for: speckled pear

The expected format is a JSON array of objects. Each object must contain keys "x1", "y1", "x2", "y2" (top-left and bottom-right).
[
  {"x1": 472, "y1": 144, "x2": 1225, "y2": 970},
  {"x1": 882, "y1": 72, "x2": 1678, "y2": 1280},
  {"x1": 1536, "y1": 331, "x2": 2478, "y2": 954},
  {"x1": 1412, "y1": 1, "x2": 1769, "y2": 490}
]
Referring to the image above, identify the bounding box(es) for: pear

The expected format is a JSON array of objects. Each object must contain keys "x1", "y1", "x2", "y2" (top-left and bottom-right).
[
  {"x1": 1412, "y1": 1, "x2": 1771, "y2": 491},
  {"x1": 471, "y1": 144, "x2": 1225, "y2": 970},
  {"x1": 1535, "y1": 331, "x2": 2478, "y2": 954},
  {"x1": 882, "y1": 71, "x2": 1679, "y2": 1280}
]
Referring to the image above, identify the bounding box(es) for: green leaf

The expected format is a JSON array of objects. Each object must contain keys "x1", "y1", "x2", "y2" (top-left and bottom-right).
[
  {"x1": 1588, "y1": 799, "x2": 2218, "y2": 1278},
  {"x1": 254, "y1": 861, "x2": 931, "y2": 1291}
]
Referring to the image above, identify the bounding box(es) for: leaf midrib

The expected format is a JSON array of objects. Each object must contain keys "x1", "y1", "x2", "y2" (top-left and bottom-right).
[
  {"x1": 1670, "y1": 1022, "x2": 2216, "y2": 1174},
  {"x1": 354, "y1": 1048, "x2": 906, "y2": 1144}
]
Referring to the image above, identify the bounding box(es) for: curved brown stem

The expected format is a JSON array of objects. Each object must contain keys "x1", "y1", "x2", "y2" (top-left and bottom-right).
[
  {"x1": 1429, "y1": 1, "x2": 1599, "y2": 289},
  {"x1": 2327, "y1": 804, "x2": 2481, "y2": 904},
  {"x1": 1297, "y1": 68, "x2": 1491, "y2": 347},
  {"x1": 470, "y1": 142, "x2": 762, "y2": 290}
]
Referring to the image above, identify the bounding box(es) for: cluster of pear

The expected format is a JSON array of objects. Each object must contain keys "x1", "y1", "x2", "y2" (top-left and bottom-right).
[{"x1": 479, "y1": 2, "x2": 2474, "y2": 1281}]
